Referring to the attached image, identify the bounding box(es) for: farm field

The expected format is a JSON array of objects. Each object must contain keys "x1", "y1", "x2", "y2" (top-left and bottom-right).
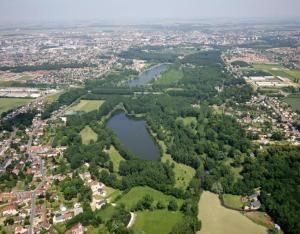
[
  {"x1": 80, "y1": 125, "x2": 98, "y2": 145},
  {"x1": 252, "y1": 63, "x2": 300, "y2": 82},
  {"x1": 69, "y1": 100, "x2": 105, "y2": 112},
  {"x1": 197, "y1": 191, "x2": 267, "y2": 234},
  {"x1": 0, "y1": 97, "x2": 32, "y2": 114},
  {"x1": 284, "y1": 94, "x2": 300, "y2": 111},
  {"x1": 222, "y1": 194, "x2": 244, "y2": 210},
  {"x1": 155, "y1": 68, "x2": 184, "y2": 85},
  {"x1": 159, "y1": 140, "x2": 195, "y2": 189},
  {"x1": 132, "y1": 210, "x2": 183, "y2": 234},
  {"x1": 116, "y1": 186, "x2": 184, "y2": 210},
  {"x1": 107, "y1": 146, "x2": 124, "y2": 172}
]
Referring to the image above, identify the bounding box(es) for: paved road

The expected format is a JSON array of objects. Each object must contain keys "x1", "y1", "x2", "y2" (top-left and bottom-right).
[{"x1": 28, "y1": 159, "x2": 47, "y2": 234}]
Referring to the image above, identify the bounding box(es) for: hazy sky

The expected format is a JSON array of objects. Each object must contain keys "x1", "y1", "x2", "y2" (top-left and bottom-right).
[{"x1": 0, "y1": 0, "x2": 300, "y2": 24}]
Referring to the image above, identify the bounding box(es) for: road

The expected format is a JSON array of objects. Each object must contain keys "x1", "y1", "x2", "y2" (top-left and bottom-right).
[
  {"x1": 0, "y1": 128, "x2": 16, "y2": 156},
  {"x1": 27, "y1": 121, "x2": 47, "y2": 234}
]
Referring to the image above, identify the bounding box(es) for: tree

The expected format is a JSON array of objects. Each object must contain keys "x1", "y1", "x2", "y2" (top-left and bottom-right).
[
  {"x1": 168, "y1": 200, "x2": 178, "y2": 211},
  {"x1": 211, "y1": 182, "x2": 223, "y2": 195}
]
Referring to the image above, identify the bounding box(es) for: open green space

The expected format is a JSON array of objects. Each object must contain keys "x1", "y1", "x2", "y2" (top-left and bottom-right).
[
  {"x1": 284, "y1": 94, "x2": 300, "y2": 111},
  {"x1": 107, "y1": 146, "x2": 125, "y2": 172},
  {"x1": 160, "y1": 140, "x2": 195, "y2": 189},
  {"x1": 253, "y1": 63, "x2": 300, "y2": 82},
  {"x1": 0, "y1": 97, "x2": 32, "y2": 114},
  {"x1": 80, "y1": 125, "x2": 98, "y2": 145},
  {"x1": 197, "y1": 191, "x2": 267, "y2": 234},
  {"x1": 176, "y1": 116, "x2": 197, "y2": 127},
  {"x1": 43, "y1": 91, "x2": 63, "y2": 104},
  {"x1": 222, "y1": 194, "x2": 244, "y2": 210},
  {"x1": 117, "y1": 186, "x2": 184, "y2": 209},
  {"x1": 155, "y1": 68, "x2": 184, "y2": 85},
  {"x1": 132, "y1": 209, "x2": 183, "y2": 234},
  {"x1": 69, "y1": 100, "x2": 105, "y2": 112},
  {"x1": 95, "y1": 204, "x2": 116, "y2": 222}
]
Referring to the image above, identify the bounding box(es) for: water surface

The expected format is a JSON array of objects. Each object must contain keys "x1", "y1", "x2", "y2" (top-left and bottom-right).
[
  {"x1": 107, "y1": 113, "x2": 160, "y2": 160},
  {"x1": 128, "y1": 64, "x2": 168, "y2": 87}
]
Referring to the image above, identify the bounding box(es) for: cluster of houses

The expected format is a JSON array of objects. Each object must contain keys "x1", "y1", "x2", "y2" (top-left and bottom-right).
[
  {"x1": 79, "y1": 171, "x2": 109, "y2": 210},
  {"x1": 230, "y1": 95, "x2": 300, "y2": 145},
  {"x1": 53, "y1": 203, "x2": 83, "y2": 224}
]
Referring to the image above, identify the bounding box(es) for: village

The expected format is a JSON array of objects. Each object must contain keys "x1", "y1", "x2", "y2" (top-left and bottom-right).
[{"x1": 0, "y1": 106, "x2": 113, "y2": 234}]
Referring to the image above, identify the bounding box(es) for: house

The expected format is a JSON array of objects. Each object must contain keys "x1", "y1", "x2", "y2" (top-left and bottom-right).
[
  {"x1": 96, "y1": 199, "x2": 107, "y2": 209},
  {"x1": 60, "y1": 204, "x2": 67, "y2": 212},
  {"x1": 53, "y1": 214, "x2": 65, "y2": 224},
  {"x1": 0, "y1": 192, "x2": 13, "y2": 202},
  {"x1": 74, "y1": 206, "x2": 83, "y2": 216},
  {"x1": 250, "y1": 200, "x2": 261, "y2": 210},
  {"x1": 15, "y1": 224, "x2": 27, "y2": 234},
  {"x1": 249, "y1": 194, "x2": 258, "y2": 201},
  {"x1": 3, "y1": 204, "x2": 17, "y2": 216},
  {"x1": 68, "y1": 223, "x2": 84, "y2": 234}
]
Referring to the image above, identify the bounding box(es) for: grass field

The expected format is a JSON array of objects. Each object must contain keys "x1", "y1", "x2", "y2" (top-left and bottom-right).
[
  {"x1": 222, "y1": 194, "x2": 244, "y2": 210},
  {"x1": 42, "y1": 91, "x2": 62, "y2": 104},
  {"x1": 253, "y1": 63, "x2": 300, "y2": 82},
  {"x1": 159, "y1": 140, "x2": 195, "y2": 189},
  {"x1": 223, "y1": 158, "x2": 243, "y2": 182},
  {"x1": 95, "y1": 204, "x2": 116, "y2": 222},
  {"x1": 69, "y1": 100, "x2": 105, "y2": 112},
  {"x1": 132, "y1": 210, "x2": 183, "y2": 234},
  {"x1": 107, "y1": 146, "x2": 125, "y2": 172},
  {"x1": 155, "y1": 68, "x2": 184, "y2": 85},
  {"x1": 0, "y1": 97, "x2": 32, "y2": 114},
  {"x1": 197, "y1": 191, "x2": 267, "y2": 234},
  {"x1": 284, "y1": 94, "x2": 300, "y2": 111},
  {"x1": 80, "y1": 126, "x2": 98, "y2": 145},
  {"x1": 117, "y1": 186, "x2": 184, "y2": 210}
]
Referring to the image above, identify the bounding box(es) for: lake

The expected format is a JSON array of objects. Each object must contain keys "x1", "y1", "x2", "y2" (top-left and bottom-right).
[
  {"x1": 106, "y1": 113, "x2": 160, "y2": 160},
  {"x1": 128, "y1": 64, "x2": 169, "y2": 87}
]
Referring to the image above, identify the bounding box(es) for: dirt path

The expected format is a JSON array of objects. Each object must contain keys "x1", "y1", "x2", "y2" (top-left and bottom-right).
[{"x1": 127, "y1": 212, "x2": 136, "y2": 228}]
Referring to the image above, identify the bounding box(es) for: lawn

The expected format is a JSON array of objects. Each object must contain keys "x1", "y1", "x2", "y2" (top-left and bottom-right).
[
  {"x1": 107, "y1": 146, "x2": 125, "y2": 172},
  {"x1": 95, "y1": 204, "x2": 116, "y2": 222},
  {"x1": 86, "y1": 225, "x2": 109, "y2": 234},
  {"x1": 222, "y1": 194, "x2": 244, "y2": 210},
  {"x1": 69, "y1": 100, "x2": 105, "y2": 112},
  {"x1": 80, "y1": 126, "x2": 98, "y2": 145},
  {"x1": 132, "y1": 210, "x2": 183, "y2": 234},
  {"x1": 284, "y1": 94, "x2": 300, "y2": 111},
  {"x1": 117, "y1": 186, "x2": 184, "y2": 210},
  {"x1": 155, "y1": 68, "x2": 184, "y2": 85},
  {"x1": 0, "y1": 97, "x2": 32, "y2": 114},
  {"x1": 160, "y1": 140, "x2": 195, "y2": 189},
  {"x1": 244, "y1": 211, "x2": 276, "y2": 230},
  {"x1": 197, "y1": 191, "x2": 267, "y2": 234}
]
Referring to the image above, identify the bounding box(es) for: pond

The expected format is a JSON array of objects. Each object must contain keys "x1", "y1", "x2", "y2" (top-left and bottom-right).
[
  {"x1": 127, "y1": 64, "x2": 169, "y2": 87},
  {"x1": 106, "y1": 112, "x2": 160, "y2": 160}
]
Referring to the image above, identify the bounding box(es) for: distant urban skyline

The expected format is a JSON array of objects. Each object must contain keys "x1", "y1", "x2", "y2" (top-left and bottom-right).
[{"x1": 0, "y1": 0, "x2": 300, "y2": 24}]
